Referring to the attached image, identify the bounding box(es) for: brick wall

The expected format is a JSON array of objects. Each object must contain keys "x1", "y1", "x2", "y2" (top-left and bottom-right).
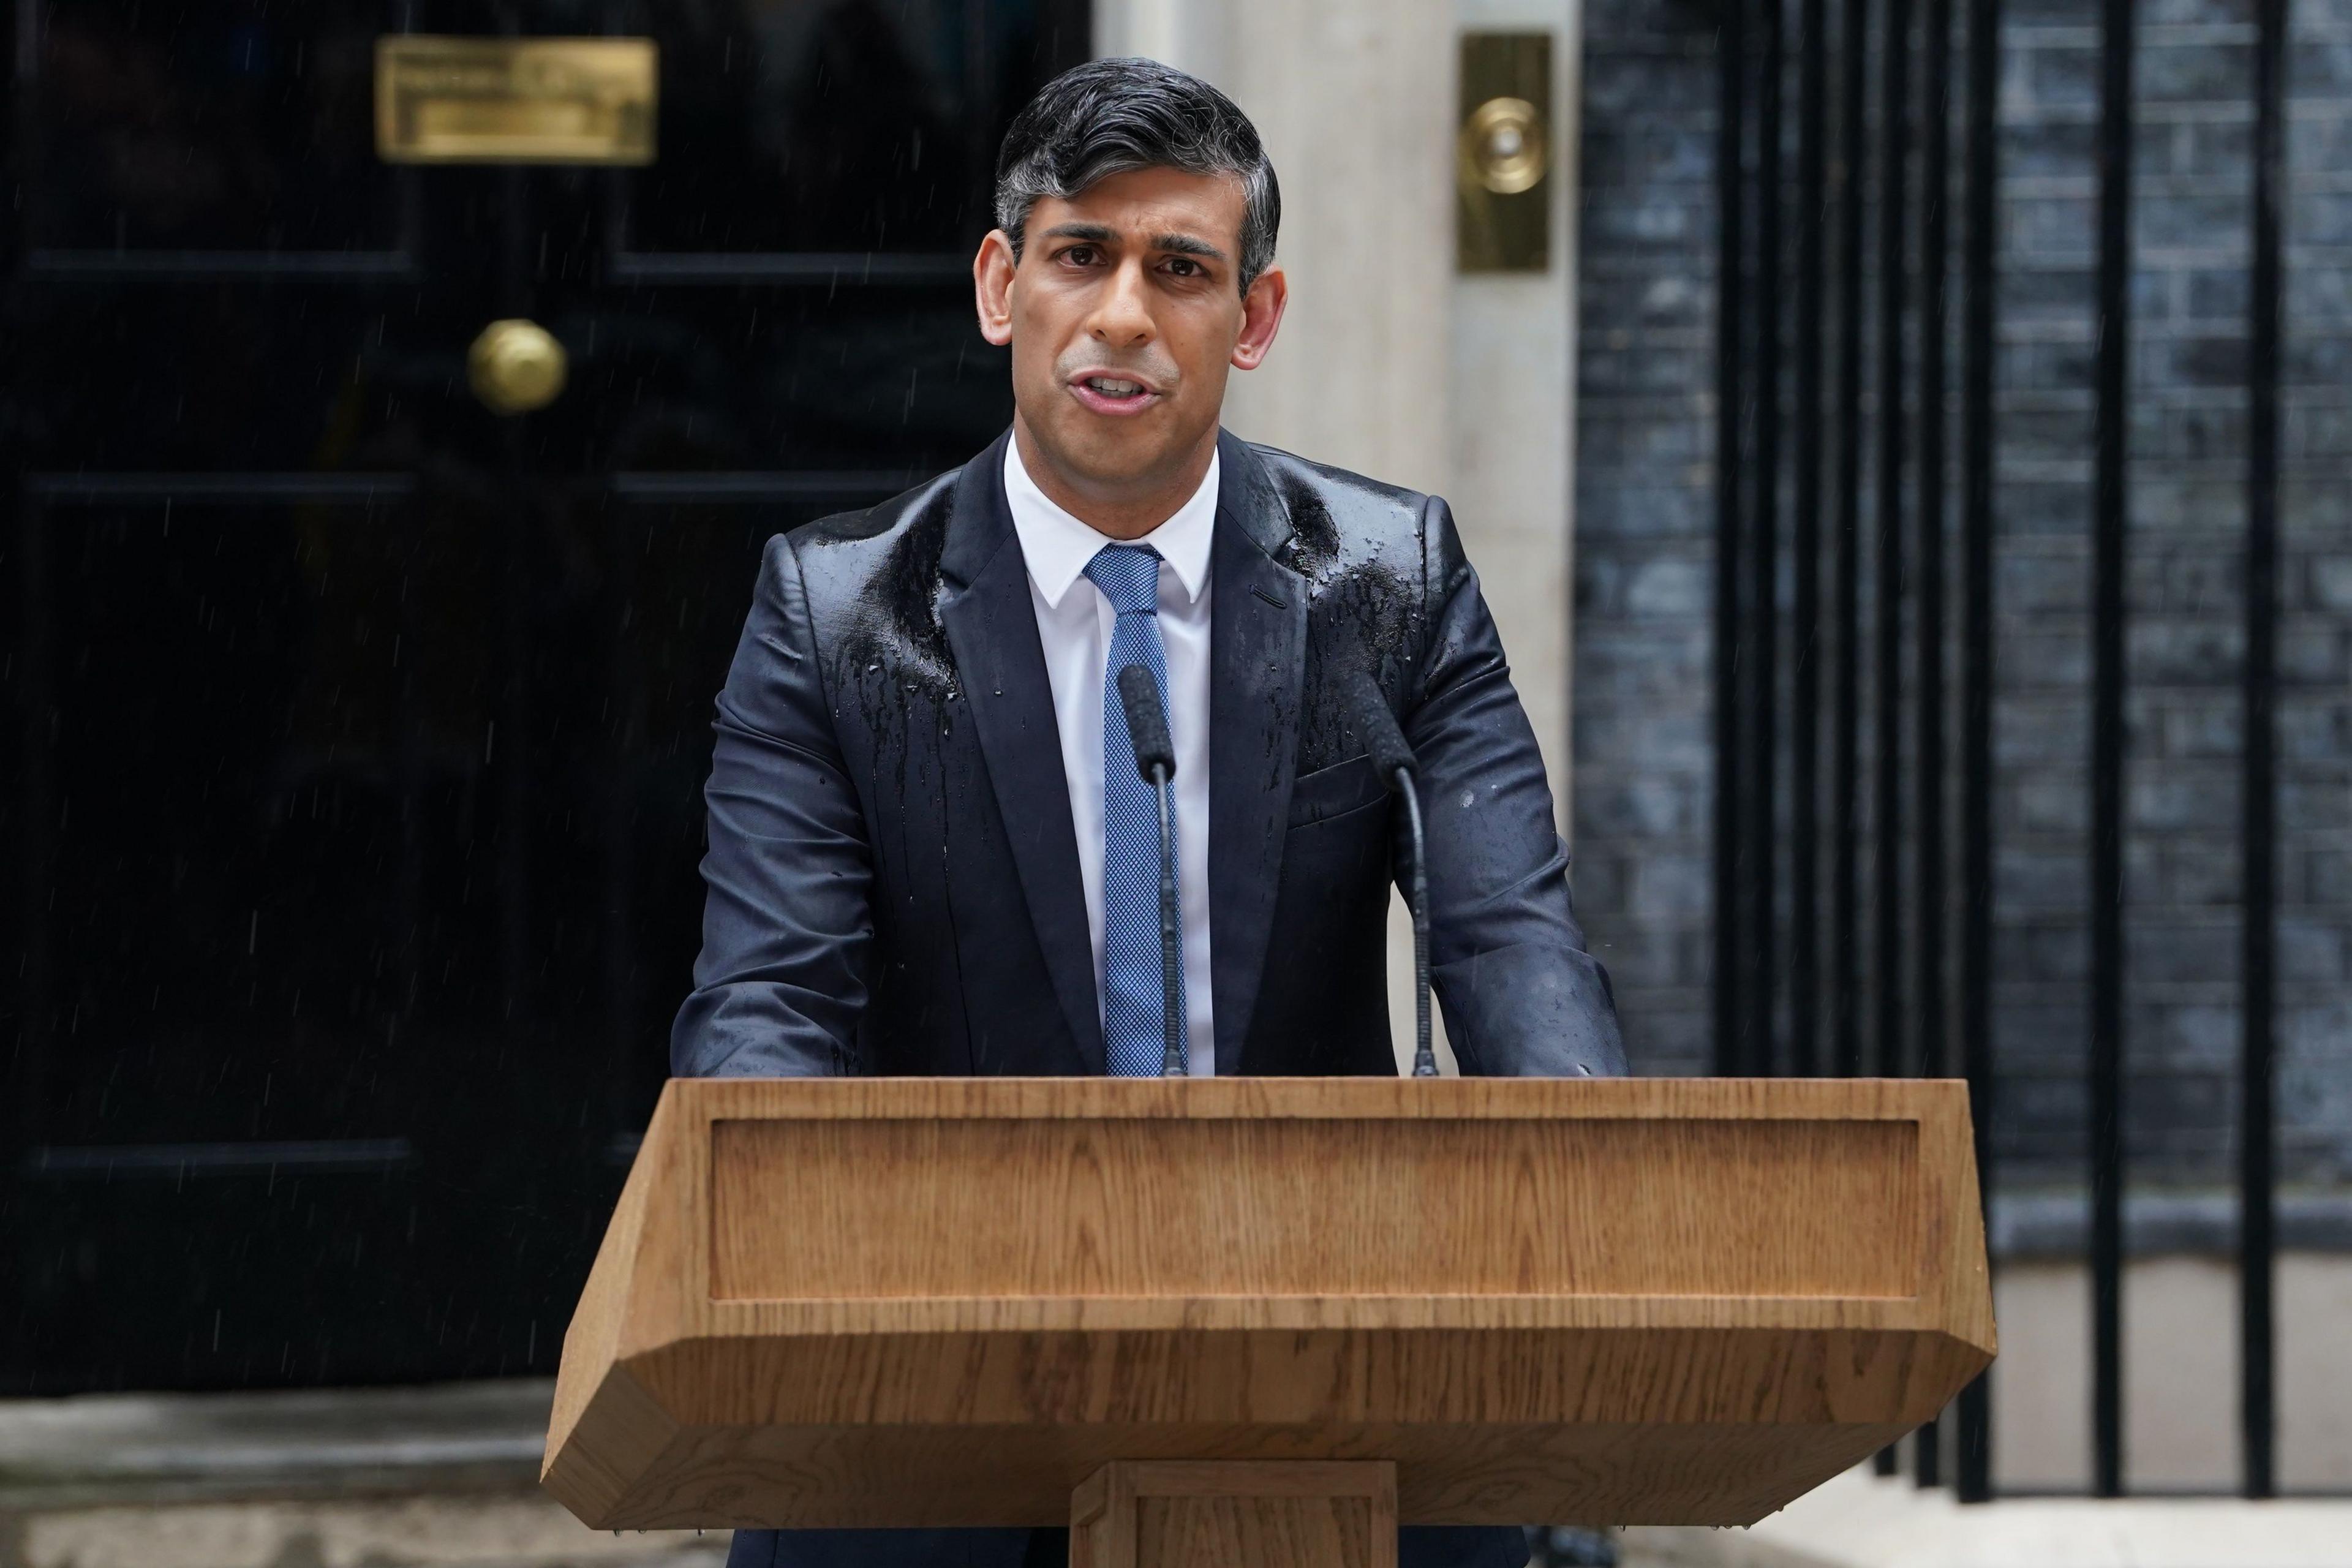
[
  {"x1": 1572, "y1": 0, "x2": 2352, "y2": 1188},
  {"x1": 1574, "y1": 0, "x2": 1719, "y2": 1075}
]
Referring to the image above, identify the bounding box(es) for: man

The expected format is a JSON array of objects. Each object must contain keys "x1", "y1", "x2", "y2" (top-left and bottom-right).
[{"x1": 676, "y1": 56, "x2": 1625, "y2": 1568}]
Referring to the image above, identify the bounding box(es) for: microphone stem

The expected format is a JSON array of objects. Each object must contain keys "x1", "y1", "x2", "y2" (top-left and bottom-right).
[
  {"x1": 1152, "y1": 765, "x2": 1186, "y2": 1076},
  {"x1": 1398, "y1": 769, "x2": 1436, "y2": 1077}
]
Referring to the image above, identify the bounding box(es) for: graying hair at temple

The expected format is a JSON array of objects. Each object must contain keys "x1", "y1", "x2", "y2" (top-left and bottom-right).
[{"x1": 993, "y1": 56, "x2": 1283, "y2": 295}]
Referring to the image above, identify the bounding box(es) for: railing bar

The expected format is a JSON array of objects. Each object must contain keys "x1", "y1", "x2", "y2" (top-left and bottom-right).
[
  {"x1": 1752, "y1": 0, "x2": 1788, "y2": 1079},
  {"x1": 1873, "y1": 0, "x2": 1913, "y2": 1084},
  {"x1": 1916, "y1": 0, "x2": 1954, "y2": 1095},
  {"x1": 1714, "y1": 0, "x2": 1750, "y2": 1079},
  {"x1": 1793, "y1": 0, "x2": 1830, "y2": 1080},
  {"x1": 2089, "y1": 0, "x2": 2136, "y2": 1504},
  {"x1": 1833, "y1": 0, "x2": 1869, "y2": 1082},
  {"x1": 1915, "y1": 0, "x2": 1956, "y2": 1488},
  {"x1": 1875, "y1": 0, "x2": 1918, "y2": 1466},
  {"x1": 1955, "y1": 0, "x2": 2005, "y2": 1507},
  {"x1": 2240, "y1": 0, "x2": 2286, "y2": 1506}
]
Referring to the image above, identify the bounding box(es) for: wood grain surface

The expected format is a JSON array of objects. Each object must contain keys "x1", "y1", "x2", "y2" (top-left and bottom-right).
[
  {"x1": 711, "y1": 1116, "x2": 1918, "y2": 1301},
  {"x1": 1072, "y1": 1462, "x2": 1396, "y2": 1568},
  {"x1": 542, "y1": 1077, "x2": 1994, "y2": 1532}
]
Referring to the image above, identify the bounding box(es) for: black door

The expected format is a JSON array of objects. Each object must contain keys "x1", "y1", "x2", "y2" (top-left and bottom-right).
[{"x1": 2, "y1": 0, "x2": 1084, "y2": 1394}]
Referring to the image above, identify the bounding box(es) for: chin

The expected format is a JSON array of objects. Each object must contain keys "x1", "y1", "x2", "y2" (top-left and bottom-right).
[{"x1": 1041, "y1": 415, "x2": 1180, "y2": 489}]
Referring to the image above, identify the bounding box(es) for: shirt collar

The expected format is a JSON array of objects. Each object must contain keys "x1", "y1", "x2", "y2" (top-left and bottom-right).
[{"x1": 1003, "y1": 434, "x2": 1219, "y2": 611}]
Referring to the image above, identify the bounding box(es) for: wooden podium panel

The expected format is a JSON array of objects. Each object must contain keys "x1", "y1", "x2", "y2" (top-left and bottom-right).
[
  {"x1": 543, "y1": 1077, "x2": 1992, "y2": 1531},
  {"x1": 1072, "y1": 1463, "x2": 1398, "y2": 1568}
]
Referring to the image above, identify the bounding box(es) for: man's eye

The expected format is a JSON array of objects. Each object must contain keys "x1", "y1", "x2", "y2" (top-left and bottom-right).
[
  {"x1": 1164, "y1": 258, "x2": 1201, "y2": 277},
  {"x1": 1063, "y1": 245, "x2": 1099, "y2": 266}
]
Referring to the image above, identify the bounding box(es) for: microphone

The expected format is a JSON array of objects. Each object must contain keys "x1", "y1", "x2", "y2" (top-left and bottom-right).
[
  {"x1": 1348, "y1": 669, "x2": 1436, "y2": 1078},
  {"x1": 1115, "y1": 664, "x2": 1186, "y2": 1077}
]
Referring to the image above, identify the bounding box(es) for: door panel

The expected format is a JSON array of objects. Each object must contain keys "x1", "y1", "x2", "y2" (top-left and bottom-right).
[
  {"x1": 543, "y1": 290, "x2": 1011, "y2": 474},
  {"x1": 36, "y1": 495, "x2": 499, "y2": 1132},
  {"x1": 619, "y1": 0, "x2": 1074, "y2": 257},
  {"x1": 6, "y1": 286, "x2": 431, "y2": 470},
  {"x1": 30, "y1": 0, "x2": 401, "y2": 257},
  {"x1": 4, "y1": 0, "x2": 1085, "y2": 1393}
]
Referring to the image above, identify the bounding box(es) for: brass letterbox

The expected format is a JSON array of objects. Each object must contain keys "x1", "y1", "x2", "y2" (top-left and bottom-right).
[{"x1": 376, "y1": 36, "x2": 657, "y2": 166}]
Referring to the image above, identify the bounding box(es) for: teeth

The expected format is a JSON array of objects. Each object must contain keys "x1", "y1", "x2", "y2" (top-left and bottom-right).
[{"x1": 1087, "y1": 377, "x2": 1145, "y2": 396}]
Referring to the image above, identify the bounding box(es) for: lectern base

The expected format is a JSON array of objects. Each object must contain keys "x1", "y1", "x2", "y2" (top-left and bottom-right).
[{"x1": 1070, "y1": 1461, "x2": 1397, "y2": 1568}]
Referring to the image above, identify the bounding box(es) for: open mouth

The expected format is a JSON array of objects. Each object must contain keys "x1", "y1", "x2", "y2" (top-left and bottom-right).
[{"x1": 1069, "y1": 373, "x2": 1161, "y2": 417}]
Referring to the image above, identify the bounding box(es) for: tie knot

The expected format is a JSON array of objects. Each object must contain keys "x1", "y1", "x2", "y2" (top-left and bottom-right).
[{"x1": 1083, "y1": 544, "x2": 1162, "y2": 616}]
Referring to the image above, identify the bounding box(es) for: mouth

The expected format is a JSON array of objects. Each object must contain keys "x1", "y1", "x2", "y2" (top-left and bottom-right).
[{"x1": 1068, "y1": 371, "x2": 1164, "y2": 418}]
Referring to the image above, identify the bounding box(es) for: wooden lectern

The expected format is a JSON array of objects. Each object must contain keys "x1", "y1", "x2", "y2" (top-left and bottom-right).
[{"x1": 545, "y1": 1078, "x2": 1992, "y2": 1566}]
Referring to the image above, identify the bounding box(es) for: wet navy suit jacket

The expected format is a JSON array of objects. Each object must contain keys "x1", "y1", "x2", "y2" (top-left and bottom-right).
[{"x1": 674, "y1": 428, "x2": 1627, "y2": 1568}]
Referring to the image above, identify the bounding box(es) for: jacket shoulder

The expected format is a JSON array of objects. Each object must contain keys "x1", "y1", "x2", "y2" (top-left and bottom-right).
[
  {"x1": 1241, "y1": 439, "x2": 1433, "y2": 539},
  {"x1": 1234, "y1": 439, "x2": 1457, "y2": 601},
  {"x1": 761, "y1": 463, "x2": 967, "y2": 695},
  {"x1": 779, "y1": 466, "x2": 962, "y2": 566},
  {"x1": 763, "y1": 464, "x2": 964, "y2": 618}
]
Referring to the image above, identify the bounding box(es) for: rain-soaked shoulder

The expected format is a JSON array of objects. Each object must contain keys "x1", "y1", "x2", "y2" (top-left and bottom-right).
[
  {"x1": 769, "y1": 466, "x2": 961, "y2": 704},
  {"x1": 1241, "y1": 440, "x2": 1433, "y2": 597},
  {"x1": 785, "y1": 467, "x2": 960, "y2": 554}
]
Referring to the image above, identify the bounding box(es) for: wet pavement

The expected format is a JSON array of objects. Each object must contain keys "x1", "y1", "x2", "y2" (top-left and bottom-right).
[{"x1": 0, "y1": 1381, "x2": 724, "y2": 1568}]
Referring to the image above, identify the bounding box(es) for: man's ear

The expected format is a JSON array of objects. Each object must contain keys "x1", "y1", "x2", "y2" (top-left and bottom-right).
[
  {"x1": 974, "y1": 229, "x2": 1017, "y2": 347},
  {"x1": 1231, "y1": 266, "x2": 1287, "y2": 372}
]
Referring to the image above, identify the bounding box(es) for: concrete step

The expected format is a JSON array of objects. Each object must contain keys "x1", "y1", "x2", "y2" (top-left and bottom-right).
[
  {"x1": 1619, "y1": 1467, "x2": 2352, "y2": 1568},
  {"x1": 0, "y1": 1381, "x2": 722, "y2": 1568}
]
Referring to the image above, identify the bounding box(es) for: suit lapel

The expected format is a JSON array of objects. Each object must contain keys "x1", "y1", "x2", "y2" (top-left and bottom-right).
[
  {"x1": 938, "y1": 433, "x2": 1105, "y2": 1072},
  {"x1": 1207, "y1": 431, "x2": 1306, "y2": 1073}
]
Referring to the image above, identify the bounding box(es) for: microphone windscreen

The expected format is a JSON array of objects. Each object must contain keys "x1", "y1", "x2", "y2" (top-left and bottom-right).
[
  {"x1": 1348, "y1": 668, "x2": 1417, "y2": 785},
  {"x1": 1115, "y1": 663, "x2": 1177, "y2": 779}
]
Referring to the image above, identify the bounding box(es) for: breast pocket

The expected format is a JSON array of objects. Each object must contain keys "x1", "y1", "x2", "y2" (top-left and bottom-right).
[{"x1": 1286, "y1": 753, "x2": 1387, "y2": 828}]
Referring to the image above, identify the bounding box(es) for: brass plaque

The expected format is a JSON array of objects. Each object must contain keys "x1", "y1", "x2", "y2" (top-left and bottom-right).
[
  {"x1": 375, "y1": 36, "x2": 657, "y2": 165},
  {"x1": 1457, "y1": 32, "x2": 1552, "y2": 273}
]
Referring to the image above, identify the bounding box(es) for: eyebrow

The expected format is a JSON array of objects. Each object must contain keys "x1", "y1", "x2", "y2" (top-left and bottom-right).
[
  {"x1": 1155, "y1": 233, "x2": 1228, "y2": 262},
  {"x1": 1038, "y1": 222, "x2": 1230, "y2": 265}
]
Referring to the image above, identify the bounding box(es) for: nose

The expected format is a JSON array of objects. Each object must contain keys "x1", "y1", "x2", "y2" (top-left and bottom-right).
[{"x1": 1085, "y1": 255, "x2": 1156, "y2": 348}]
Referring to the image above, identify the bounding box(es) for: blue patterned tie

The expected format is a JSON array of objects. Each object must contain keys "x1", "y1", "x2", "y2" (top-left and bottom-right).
[{"x1": 1083, "y1": 544, "x2": 1185, "y2": 1077}]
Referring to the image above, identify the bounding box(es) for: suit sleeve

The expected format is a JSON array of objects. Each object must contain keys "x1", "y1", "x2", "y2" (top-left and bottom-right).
[
  {"x1": 1401, "y1": 496, "x2": 1628, "y2": 1079},
  {"x1": 669, "y1": 534, "x2": 873, "y2": 1078}
]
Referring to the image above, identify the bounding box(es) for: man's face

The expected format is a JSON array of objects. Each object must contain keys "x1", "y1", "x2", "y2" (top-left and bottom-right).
[{"x1": 974, "y1": 165, "x2": 1285, "y2": 505}]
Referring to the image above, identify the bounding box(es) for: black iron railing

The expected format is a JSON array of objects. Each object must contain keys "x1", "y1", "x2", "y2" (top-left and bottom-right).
[{"x1": 1707, "y1": 0, "x2": 2293, "y2": 1502}]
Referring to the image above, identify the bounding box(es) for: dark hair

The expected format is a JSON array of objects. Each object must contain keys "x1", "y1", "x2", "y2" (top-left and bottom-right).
[{"x1": 994, "y1": 58, "x2": 1281, "y2": 295}]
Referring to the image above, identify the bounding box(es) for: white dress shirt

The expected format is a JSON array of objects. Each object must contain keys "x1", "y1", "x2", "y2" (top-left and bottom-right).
[{"x1": 1003, "y1": 437, "x2": 1218, "y2": 1077}]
